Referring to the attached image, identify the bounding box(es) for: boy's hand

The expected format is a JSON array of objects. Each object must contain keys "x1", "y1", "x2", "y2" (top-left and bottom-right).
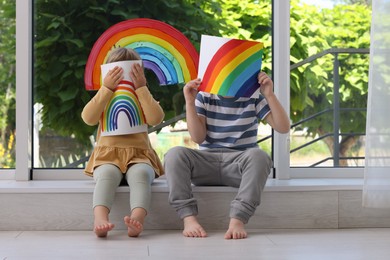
[
  {"x1": 183, "y1": 78, "x2": 201, "y2": 104},
  {"x1": 130, "y1": 63, "x2": 147, "y2": 89},
  {"x1": 258, "y1": 72, "x2": 274, "y2": 98},
  {"x1": 103, "y1": 66, "x2": 123, "y2": 90}
]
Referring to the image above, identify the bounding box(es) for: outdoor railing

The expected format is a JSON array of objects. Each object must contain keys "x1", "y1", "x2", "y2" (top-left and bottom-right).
[
  {"x1": 68, "y1": 48, "x2": 370, "y2": 168},
  {"x1": 285, "y1": 48, "x2": 368, "y2": 167}
]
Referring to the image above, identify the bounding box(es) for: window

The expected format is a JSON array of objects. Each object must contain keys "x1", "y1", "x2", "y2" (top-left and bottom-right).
[
  {"x1": 0, "y1": 0, "x2": 15, "y2": 177},
  {"x1": 31, "y1": 0, "x2": 273, "y2": 179},
  {"x1": 289, "y1": 0, "x2": 371, "y2": 177},
  {"x1": 13, "y1": 0, "x2": 371, "y2": 181}
]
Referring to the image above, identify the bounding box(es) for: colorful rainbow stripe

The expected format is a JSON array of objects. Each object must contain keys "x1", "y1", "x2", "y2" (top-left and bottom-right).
[
  {"x1": 101, "y1": 82, "x2": 146, "y2": 134},
  {"x1": 85, "y1": 18, "x2": 199, "y2": 90},
  {"x1": 199, "y1": 36, "x2": 264, "y2": 98}
]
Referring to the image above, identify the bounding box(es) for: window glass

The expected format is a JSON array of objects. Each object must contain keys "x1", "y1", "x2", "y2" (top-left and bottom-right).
[
  {"x1": 290, "y1": 0, "x2": 371, "y2": 167},
  {"x1": 33, "y1": 0, "x2": 273, "y2": 172},
  {"x1": 0, "y1": 0, "x2": 16, "y2": 169}
]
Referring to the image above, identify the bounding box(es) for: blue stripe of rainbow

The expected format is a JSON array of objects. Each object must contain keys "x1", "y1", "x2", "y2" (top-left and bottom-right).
[{"x1": 126, "y1": 41, "x2": 183, "y2": 85}]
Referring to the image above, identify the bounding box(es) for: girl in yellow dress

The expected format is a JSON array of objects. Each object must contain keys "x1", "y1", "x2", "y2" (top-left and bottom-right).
[{"x1": 82, "y1": 47, "x2": 164, "y2": 237}]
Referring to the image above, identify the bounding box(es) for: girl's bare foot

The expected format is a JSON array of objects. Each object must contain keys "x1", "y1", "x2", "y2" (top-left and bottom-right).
[
  {"x1": 183, "y1": 216, "x2": 207, "y2": 238},
  {"x1": 93, "y1": 206, "x2": 114, "y2": 238},
  {"x1": 124, "y1": 216, "x2": 143, "y2": 237},
  {"x1": 94, "y1": 220, "x2": 115, "y2": 238},
  {"x1": 224, "y1": 218, "x2": 247, "y2": 239}
]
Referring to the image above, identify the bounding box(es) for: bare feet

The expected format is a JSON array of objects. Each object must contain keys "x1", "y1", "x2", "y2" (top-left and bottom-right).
[
  {"x1": 183, "y1": 216, "x2": 207, "y2": 238},
  {"x1": 94, "y1": 220, "x2": 115, "y2": 238},
  {"x1": 224, "y1": 218, "x2": 247, "y2": 239},
  {"x1": 93, "y1": 206, "x2": 114, "y2": 238},
  {"x1": 124, "y1": 216, "x2": 144, "y2": 237}
]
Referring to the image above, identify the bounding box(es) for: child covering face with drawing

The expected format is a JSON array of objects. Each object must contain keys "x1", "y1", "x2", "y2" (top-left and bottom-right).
[{"x1": 82, "y1": 47, "x2": 164, "y2": 238}]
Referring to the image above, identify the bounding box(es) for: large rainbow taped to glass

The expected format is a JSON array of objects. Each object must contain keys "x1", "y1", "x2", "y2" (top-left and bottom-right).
[{"x1": 84, "y1": 18, "x2": 199, "y2": 91}]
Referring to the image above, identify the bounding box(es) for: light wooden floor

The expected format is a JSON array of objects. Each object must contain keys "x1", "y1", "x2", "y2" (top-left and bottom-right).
[{"x1": 1, "y1": 228, "x2": 390, "y2": 259}]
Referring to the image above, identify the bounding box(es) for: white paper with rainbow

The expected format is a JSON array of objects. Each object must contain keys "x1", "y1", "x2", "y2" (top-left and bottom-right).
[
  {"x1": 100, "y1": 60, "x2": 147, "y2": 136},
  {"x1": 198, "y1": 35, "x2": 264, "y2": 98}
]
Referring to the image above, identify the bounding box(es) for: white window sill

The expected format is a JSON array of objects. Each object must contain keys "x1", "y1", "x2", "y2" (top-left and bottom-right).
[{"x1": 0, "y1": 178, "x2": 363, "y2": 194}]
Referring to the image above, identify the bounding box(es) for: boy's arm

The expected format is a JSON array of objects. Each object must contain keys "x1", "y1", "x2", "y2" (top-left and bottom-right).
[
  {"x1": 183, "y1": 79, "x2": 207, "y2": 144},
  {"x1": 264, "y1": 94, "x2": 290, "y2": 133},
  {"x1": 258, "y1": 72, "x2": 290, "y2": 134}
]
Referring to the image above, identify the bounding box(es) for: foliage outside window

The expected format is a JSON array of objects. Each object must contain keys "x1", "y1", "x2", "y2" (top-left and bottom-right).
[
  {"x1": 289, "y1": 0, "x2": 371, "y2": 167},
  {"x1": 33, "y1": 0, "x2": 272, "y2": 168},
  {"x1": 0, "y1": 0, "x2": 15, "y2": 169},
  {"x1": 22, "y1": 0, "x2": 371, "y2": 171}
]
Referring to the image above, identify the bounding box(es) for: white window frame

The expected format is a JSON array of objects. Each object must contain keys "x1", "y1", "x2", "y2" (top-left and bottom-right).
[
  {"x1": 14, "y1": 0, "x2": 32, "y2": 181},
  {"x1": 273, "y1": 0, "x2": 290, "y2": 180}
]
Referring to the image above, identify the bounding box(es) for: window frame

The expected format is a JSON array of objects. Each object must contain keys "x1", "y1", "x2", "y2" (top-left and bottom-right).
[
  {"x1": 11, "y1": 0, "x2": 363, "y2": 181},
  {"x1": 15, "y1": 0, "x2": 32, "y2": 181}
]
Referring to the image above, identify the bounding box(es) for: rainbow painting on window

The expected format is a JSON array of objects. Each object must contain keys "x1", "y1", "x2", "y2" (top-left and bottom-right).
[
  {"x1": 198, "y1": 35, "x2": 264, "y2": 98},
  {"x1": 100, "y1": 60, "x2": 147, "y2": 136},
  {"x1": 84, "y1": 18, "x2": 199, "y2": 91}
]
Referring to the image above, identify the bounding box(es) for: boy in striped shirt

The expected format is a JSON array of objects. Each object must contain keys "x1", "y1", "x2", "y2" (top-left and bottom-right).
[{"x1": 164, "y1": 72, "x2": 290, "y2": 239}]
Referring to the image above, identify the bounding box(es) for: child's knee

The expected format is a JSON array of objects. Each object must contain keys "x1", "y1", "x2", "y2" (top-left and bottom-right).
[
  {"x1": 93, "y1": 164, "x2": 122, "y2": 182},
  {"x1": 164, "y1": 146, "x2": 188, "y2": 163},
  {"x1": 248, "y1": 148, "x2": 272, "y2": 167},
  {"x1": 126, "y1": 164, "x2": 154, "y2": 184}
]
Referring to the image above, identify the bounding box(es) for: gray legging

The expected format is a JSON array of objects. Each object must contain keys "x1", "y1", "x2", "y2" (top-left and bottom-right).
[{"x1": 93, "y1": 163, "x2": 155, "y2": 213}]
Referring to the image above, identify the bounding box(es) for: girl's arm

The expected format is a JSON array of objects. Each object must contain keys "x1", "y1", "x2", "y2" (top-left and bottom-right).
[
  {"x1": 81, "y1": 66, "x2": 122, "y2": 126},
  {"x1": 81, "y1": 86, "x2": 113, "y2": 126},
  {"x1": 136, "y1": 87, "x2": 165, "y2": 126},
  {"x1": 130, "y1": 63, "x2": 164, "y2": 126}
]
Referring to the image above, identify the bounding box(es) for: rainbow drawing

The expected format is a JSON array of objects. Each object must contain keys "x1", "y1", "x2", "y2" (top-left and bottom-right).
[
  {"x1": 100, "y1": 61, "x2": 147, "y2": 136},
  {"x1": 198, "y1": 35, "x2": 264, "y2": 98},
  {"x1": 84, "y1": 18, "x2": 199, "y2": 91}
]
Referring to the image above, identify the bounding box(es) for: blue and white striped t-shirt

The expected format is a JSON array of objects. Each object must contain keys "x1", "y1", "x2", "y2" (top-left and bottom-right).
[{"x1": 195, "y1": 92, "x2": 271, "y2": 150}]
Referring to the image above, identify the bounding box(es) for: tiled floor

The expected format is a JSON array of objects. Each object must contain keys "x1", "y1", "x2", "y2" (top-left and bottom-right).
[{"x1": 1, "y1": 228, "x2": 389, "y2": 259}]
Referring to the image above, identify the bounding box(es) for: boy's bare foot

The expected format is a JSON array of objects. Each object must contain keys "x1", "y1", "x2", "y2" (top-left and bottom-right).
[
  {"x1": 224, "y1": 218, "x2": 247, "y2": 239},
  {"x1": 183, "y1": 216, "x2": 207, "y2": 238},
  {"x1": 124, "y1": 216, "x2": 143, "y2": 237},
  {"x1": 94, "y1": 220, "x2": 115, "y2": 238}
]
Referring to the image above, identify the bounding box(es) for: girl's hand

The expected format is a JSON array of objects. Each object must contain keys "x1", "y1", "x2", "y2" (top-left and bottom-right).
[
  {"x1": 183, "y1": 78, "x2": 201, "y2": 104},
  {"x1": 130, "y1": 63, "x2": 147, "y2": 89},
  {"x1": 103, "y1": 66, "x2": 123, "y2": 90},
  {"x1": 258, "y1": 72, "x2": 274, "y2": 98}
]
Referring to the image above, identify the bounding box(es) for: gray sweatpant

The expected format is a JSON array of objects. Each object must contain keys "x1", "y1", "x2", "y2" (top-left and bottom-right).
[
  {"x1": 93, "y1": 163, "x2": 155, "y2": 213},
  {"x1": 163, "y1": 146, "x2": 272, "y2": 224}
]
